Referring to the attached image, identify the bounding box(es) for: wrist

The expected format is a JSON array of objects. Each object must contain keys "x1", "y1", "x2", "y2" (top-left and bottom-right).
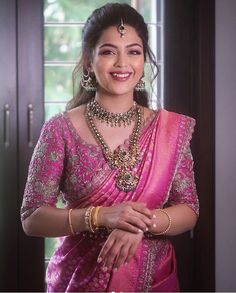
[
  {"x1": 149, "y1": 209, "x2": 172, "y2": 235},
  {"x1": 98, "y1": 206, "x2": 107, "y2": 227}
]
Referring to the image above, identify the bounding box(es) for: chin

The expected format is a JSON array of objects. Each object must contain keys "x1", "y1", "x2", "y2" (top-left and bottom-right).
[{"x1": 107, "y1": 86, "x2": 135, "y2": 96}]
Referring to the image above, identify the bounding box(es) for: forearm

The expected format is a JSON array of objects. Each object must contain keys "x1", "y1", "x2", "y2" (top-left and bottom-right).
[
  {"x1": 149, "y1": 204, "x2": 198, "y2": 236},
  {"x1": 22, "y1": 206, "x2": 88, "y2": 237}
]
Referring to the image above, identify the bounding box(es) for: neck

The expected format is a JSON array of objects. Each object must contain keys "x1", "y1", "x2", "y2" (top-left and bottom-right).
[{"x1": 94, "y1": 93, "x2": 134, "y2": 113}]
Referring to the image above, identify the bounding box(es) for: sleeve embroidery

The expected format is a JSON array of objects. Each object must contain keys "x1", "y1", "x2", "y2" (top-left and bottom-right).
[
  {"x1": 21, "y1": 116, "x2": 65, "y2": 221},
  {"x1": 168, "y1": 141, "x2": 199, "y2": 215}
]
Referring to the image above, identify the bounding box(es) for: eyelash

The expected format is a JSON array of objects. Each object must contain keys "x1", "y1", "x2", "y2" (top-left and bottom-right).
[
  {"x1": 99, "y1": 50, "x2": 115, "y2": 55},
  {"x1": 99, "y1": 50, "x2": 142, "y2": 56},
  {"x1": 129, "y1": 50, "x2": 142, "y2": 55}
]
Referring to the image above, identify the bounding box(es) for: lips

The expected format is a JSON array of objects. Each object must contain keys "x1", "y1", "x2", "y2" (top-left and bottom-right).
[{"x1": 110, "y1": 71, "x2": 132, "y2": 81}]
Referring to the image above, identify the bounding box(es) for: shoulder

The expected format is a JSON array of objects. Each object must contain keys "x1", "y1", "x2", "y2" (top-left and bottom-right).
[
  {"x1": 41, "y1": 112, "x2": 66, "y2": 134},
  {"x1": 65, "y1": 104, "x2": 86, "y2": 125},
  {"x1": 158, "y1": 108, "x2": 196, "y2": 129}
]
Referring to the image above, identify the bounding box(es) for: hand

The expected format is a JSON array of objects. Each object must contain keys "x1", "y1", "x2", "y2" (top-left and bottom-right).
[
  {"x1": 98, "y1": 201, "x2": 153, "y2": 233},
  {"x1": 97, "y1": 229, "x2": 143, "y2": 271}
]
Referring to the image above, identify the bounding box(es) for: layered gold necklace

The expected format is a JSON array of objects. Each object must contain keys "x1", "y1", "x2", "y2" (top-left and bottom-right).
[{"x1": 85, "y1": 100, "x2": 143, "y2": 192}]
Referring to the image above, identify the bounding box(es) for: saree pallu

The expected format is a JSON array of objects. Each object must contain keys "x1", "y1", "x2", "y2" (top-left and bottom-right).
[{"x1": 21, "y1": 109, "x2": 199, "y2": 292}]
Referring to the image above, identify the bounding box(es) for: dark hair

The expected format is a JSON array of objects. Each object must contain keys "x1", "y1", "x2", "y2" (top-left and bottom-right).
[{"x1": 66, "y1": 3, "x2": 159, "y2": 110}]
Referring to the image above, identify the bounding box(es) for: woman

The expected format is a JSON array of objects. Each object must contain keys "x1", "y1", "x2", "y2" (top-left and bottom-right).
[{"x1": 21, "y1": 3, "x2": 199, "y2": 292}]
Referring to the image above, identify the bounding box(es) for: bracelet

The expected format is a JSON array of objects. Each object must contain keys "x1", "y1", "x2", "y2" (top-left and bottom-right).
[
  {"x1": 68, "y1": 208, "x2": 76, "y2": 235},
  {"x1": 85, "y1": 206, "x2": 96, "y2": 233},
  {"x1": 151, "y1": 209, "x2": 172, "y2": 235},
  {"x1": 93, "y1": 206, "x2": 102, "y2": 228}
]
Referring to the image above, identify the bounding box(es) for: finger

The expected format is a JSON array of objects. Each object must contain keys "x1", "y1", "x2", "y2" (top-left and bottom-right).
[
  {"x1": 113, "y1": 244, "x2": 129, "y2": 271},
  {"x1": 126, "y1": 215, "x2": 149, "y2": 232},
  {"x1": 130, "y1": 211, "x2": 153, "y2": 228},
  {"x1": 116, "y1": 221, "x2": 144, "y2": 234},
  {"x1": 130, "y1": 202, "x2": 153, "y2": 219},
  {"x1": 97, "y1": 237, "x2": 115, "y2": 264},
  {"x1": 124, "y1": 243, "x2": 137, "y2": 264},
  {"x1": 103, "y1": 240, "x2": 122, "y2": 269}
]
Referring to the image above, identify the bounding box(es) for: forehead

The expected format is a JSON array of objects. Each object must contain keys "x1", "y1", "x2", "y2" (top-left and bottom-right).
[{"x1": 96, "y1": 25, "x2": 143, "y2": 47}]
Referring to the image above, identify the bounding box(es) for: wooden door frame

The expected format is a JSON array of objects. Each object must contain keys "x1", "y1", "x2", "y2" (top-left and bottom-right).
[
  {"x1": 0, "y1": 0, "x2": 44, "y2": 291},
  {"x1": 164, "y1": 0, "x2": 215, "y2": 291},
  {"x1": 0, "y1": 0, "x2": 18, "y2": 290},
  {"x1": 17, "y1": 0, "x2": 45, "y2": 291}
]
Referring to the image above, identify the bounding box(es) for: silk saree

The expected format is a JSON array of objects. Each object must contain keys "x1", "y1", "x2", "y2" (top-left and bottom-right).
[{"x1": 21, "y1": 108, "x2": 199, "y2": 292}]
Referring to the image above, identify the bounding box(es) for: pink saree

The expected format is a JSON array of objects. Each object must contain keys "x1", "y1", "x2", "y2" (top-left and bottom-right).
[{"x1": 21, "y1": 109, "x2": 199, "y2": 292}]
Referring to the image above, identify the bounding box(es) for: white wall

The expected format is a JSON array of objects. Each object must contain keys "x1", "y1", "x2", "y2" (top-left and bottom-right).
[{"x1": 215, "y1": 0, "x2": 236, "y2": 291}]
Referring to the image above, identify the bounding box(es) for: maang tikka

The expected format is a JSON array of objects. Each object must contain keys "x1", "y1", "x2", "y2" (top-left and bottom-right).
[{"x1": 118, "y1": 18, "x2": 126, "y2": 38}]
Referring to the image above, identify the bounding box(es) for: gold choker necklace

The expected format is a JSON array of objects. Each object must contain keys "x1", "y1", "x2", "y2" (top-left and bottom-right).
[
  {"x1": 85, "y1": 103, "x2": 143, "y2": 192},
  {"x1": 87, "y1": 99, "x2": 137, "y2": 127}
]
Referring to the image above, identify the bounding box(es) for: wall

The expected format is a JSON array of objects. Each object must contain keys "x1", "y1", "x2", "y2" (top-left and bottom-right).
[{"x1": 215, "y1": 0, "x2": 236, "y2": 291}]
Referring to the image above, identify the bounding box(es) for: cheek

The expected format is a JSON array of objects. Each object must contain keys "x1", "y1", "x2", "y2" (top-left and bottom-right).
[{"x1": 92, "y1": 60, "x2": 110, "y2": 76}]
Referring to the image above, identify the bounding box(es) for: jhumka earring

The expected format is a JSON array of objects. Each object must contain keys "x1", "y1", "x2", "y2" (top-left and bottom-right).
[
  {"x1": 81, "y1": 69, "x2": 97, "y2": 91},
  {"x1": 117, "y1": 18, "x2": 126, "y2": 38},
  {"x1": 135, "y1": 77, "x2": 145, "y2": 91}
]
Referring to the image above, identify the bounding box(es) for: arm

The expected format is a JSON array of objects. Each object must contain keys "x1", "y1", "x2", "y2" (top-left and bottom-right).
[
  {"x1": 149, "y1": 144, "x2": 199, "y2": 236},
  {"x1": 23, "y1": 202, "x2": 153, "y2": 237}
]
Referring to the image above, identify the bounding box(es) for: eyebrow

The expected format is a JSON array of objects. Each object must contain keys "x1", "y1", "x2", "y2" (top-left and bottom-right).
[{"x1": 98, "y1": 43, "x2": 143, "y2": 49}]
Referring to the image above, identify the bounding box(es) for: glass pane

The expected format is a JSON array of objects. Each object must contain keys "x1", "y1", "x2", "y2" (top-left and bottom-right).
[
  {"x1": 45, "y1": 238, "x2": 58, "y2": 259},
  {"x1": 148, "y1": 24, "x2": 161, "y2": 62},
  {"x1": 44, "y1": 26, "x2": 82, "y2": 61},
  {"x1": 135, "y1": 0, "x2": 161, "y2": 23},
  {"x1": 44, "y1": 0, "x2": 131, "y2": 23},
  {"x1": 45, "y1": 102, "x2": 67, "y2": 121},
  {"x1": 44, "y1": 65, "x2": 74, "y2": 102}
]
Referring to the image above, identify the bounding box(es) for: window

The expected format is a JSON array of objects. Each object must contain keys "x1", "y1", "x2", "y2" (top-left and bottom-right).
[{"x1": 44, "y1": 0, "x2": 164, "y2": 262}]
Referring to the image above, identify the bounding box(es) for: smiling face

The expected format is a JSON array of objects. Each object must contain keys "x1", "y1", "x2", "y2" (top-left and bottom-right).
[{"x1": 90, "y1": 25, "x2": 145, "y2": 98}]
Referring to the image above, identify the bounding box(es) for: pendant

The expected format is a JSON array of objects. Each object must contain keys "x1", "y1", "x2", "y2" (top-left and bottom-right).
[
  {"x1": 113, "y1": 148, "x2": 140, "y2": 169},
  {"x1": 116, "y1": 170, "x2": 139, "y2": 192}
]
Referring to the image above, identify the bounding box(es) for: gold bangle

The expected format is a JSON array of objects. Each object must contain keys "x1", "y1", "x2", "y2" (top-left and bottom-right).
[
  {"x1": 93, "y1": 206, "x2": 102, "y2": 228},
  {"x1": 68, "y1": 208, "x2": 76, "y2": 235},
  {"x1": 151, "y1": 209, "x2": 172, "y2": 235},
  {"x1": 85, "y1": 206, "x2": 96, "y2": 232}
]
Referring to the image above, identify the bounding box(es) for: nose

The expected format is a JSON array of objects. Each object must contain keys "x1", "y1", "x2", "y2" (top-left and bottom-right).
[{"x1": 114, "y1": 52, "x2": 127, "y2": 67}]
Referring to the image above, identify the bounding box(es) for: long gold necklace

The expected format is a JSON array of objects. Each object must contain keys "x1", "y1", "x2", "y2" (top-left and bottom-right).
[
  {"x1": 87, "y1": 99, "x2": 137, "y2": 127},
  {"x1": 85, "y1": 103, "x2": 143, "y2": 192}
]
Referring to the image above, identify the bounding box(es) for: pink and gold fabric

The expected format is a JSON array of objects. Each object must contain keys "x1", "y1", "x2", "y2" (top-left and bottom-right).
[{"x1": 21, "y1": 109, "x2": 199, "y2": 292}]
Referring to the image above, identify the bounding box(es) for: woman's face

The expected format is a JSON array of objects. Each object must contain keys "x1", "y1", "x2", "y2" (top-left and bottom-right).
[{"x1": 90, "y1": 24, "x2": 145, "y2": 97}]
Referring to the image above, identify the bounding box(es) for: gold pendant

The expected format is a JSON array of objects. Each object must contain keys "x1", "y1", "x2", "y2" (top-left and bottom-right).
[
  {"x1": 116, "y1": 170, "x2": 139, "y2": 192},
  {"x1": 113, "y1": 148, "x2": 140, "y2": 169}
]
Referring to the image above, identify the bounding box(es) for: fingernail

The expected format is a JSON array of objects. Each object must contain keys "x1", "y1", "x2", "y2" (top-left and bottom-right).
[
  {"x1": 97, "y1": 257, "x2": 102, "y2": 263},
  {"x1": 145, "y1": 227, "x2": 149, "y2": 232},
  {"x1": 153, "y1": 214, "x2": 156, "y2": 218},
  {"x1": 153, "y1": 223, "x2": 157, "y2": 228},
  {"x1": 102, "y1": 266, "x2": 108, "y2": 272},
  {"x1": 138, "y1": 229, "x2": 143, "y2": 233},
  {"x1": 113, "y1": 267, "x2": 118, "y2": 272},
  {"x1": 125, "y1": 262, "x2": 128, "y2": 266}
]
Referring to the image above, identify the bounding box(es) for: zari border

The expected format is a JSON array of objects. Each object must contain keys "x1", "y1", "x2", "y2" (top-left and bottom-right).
[
  {"x1": 162, "y1": 114, "x2": 196, "y2": 207},
  {"x1": 135, "y1": 238, "x2": 169, "y2": 292}
]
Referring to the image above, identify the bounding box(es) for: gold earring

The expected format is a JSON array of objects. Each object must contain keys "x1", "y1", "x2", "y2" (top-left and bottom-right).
[
  {"x1": 135, "y1": 77, "x2": 145, "y2": 91},
  {"x1": 81, "y1": 69, "x2": 97, "y2": 91}
]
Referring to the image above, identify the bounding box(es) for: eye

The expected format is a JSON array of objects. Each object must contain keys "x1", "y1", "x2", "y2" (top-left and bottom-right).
[
  {"x1": 128, "y1": 50, "x2": 142, "y2": 55},
  {"x1": 99, "y1": 50, "x2": 116, "y2": 55}
]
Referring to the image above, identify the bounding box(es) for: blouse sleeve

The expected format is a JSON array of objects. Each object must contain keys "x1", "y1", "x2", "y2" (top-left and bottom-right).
[
  {"x1": 167, "y1": 143, "x2": 199, "y2": 215},
  {"x1": 21, "y1": 115, "x2": 65, "y2": 221}
]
